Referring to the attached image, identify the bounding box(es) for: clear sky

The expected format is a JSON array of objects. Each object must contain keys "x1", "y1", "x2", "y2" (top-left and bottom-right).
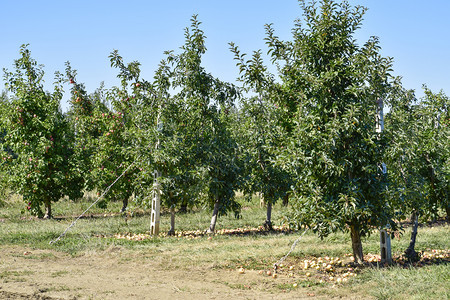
[{"x1": 1, "y1": 0, "x2": 449, "y2": 111}]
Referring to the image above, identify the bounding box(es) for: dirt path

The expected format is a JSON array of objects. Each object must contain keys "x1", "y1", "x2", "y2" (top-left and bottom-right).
[{"x1": 0, "y1": 246, "x2": 320, "y2": 300}]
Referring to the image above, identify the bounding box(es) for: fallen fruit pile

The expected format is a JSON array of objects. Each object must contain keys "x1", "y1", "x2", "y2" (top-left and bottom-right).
[
  {"x1": 263, "y1": 255, "x2": 360, "y2": 284},
  {"x1": 251, "y1": 249, "x2": 449, "y2": 286},
  {"x1": 96, "y1": 225, "x2": 292, "y2": 241}
]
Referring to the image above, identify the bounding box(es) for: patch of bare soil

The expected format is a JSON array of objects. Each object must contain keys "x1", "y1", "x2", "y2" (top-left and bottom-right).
[{"x1": 0, "y1": 246, "x2": 319, "y2": 300}]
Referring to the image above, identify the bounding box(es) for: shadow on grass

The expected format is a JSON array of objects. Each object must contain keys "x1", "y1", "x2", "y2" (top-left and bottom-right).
[
  {"x1": 348, "y1": 250, "x2": 450, "y2": 271},
  {"x1": 52, "y1": 207, "x2": 205, "y2": 221}
]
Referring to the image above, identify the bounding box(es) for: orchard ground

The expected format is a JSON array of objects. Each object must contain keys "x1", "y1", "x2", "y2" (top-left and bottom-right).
[{"x1": 0, "y1": 194, "x2": 448, "y2": 299}]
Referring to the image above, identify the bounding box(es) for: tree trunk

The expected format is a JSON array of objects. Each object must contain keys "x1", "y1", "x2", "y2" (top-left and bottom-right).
[
  {"x1": 207, "y1": 198, "x2": 220, "y2": 234},
  {"x1": 350, "y1": 223, "x2": 364, "y2": 264},
  {"x1": 43, "y1": 198, "x2": 52, "y2": 219},
  {"x1": 120, "y1": 198, "x2": 128, "y2": 213},
  {"x1": 179, "y1": 202, "x2": 187, "y2": 213},
  {"x1": 168, "y1": 205, "x2": 176, "y2": 236},
  {"x1": 264, "y1": 202, "x2": 273, "y2": 230},
  {"x1": 405, "y1": 211, "x2": 420, "y2": 261},
  {"x1": 282, "y1": 193, "x2": 289, "y2": 207},
  {"x1": 446, "y1": 205, "x2": 450, "y2": 223}
]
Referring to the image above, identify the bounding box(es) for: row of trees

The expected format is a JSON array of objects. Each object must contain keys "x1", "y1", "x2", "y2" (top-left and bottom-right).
[{"x1": 1, "y1": 0, "x2": 448, "y2": 263}]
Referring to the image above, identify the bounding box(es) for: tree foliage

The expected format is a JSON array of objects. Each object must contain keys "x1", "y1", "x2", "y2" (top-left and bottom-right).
[
  {"x1": 230, "y1": 45, "x2": 292, "y2": 229},
  {"x1": 0, "y1": 45, "x2": 80, "y2": 218},
  {"x1": 167, "y1": 16, "x2": 242, "y2": 231},
  {"x1": 385, "y1": 86, "x2": 449, "y2": 259},
  {"x1": 263, "y1": 0, "x2": 397, "y2": 263},
  {"x1": 0, "y1": 3, "x2": 447, "y2": 261}
]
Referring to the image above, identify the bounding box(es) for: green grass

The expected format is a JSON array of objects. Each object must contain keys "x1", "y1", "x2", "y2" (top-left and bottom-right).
[
  {"x1": 362, "y1": 264, "x2": 449, "y2": 300},
  {"x1": 0, "y1": 193, "x2": 448, "y2": 299},
  {"x1": 0, "y1": 270, "x2": 35, "y2": 283}
]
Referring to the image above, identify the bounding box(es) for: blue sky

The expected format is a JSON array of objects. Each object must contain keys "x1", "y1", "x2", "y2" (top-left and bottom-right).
[{"x1": 1, "y1": 0, "x2": 449, "y2": 111}]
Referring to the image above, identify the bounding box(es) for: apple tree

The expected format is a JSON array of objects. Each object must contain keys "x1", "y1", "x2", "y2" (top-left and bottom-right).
[
  {"x1": 109, "y1": 49, "x2": 194, "y2": 234},
  {"x1": 417, "y1": 88, "x2": 449, "y2": 220},
  {"x1": 264, "y1": 0, "x2": 398, "y2": 263},
  {"x1": 108, "y1": 41, "x2": 208, "y2": 233},
  {"x1": 171, "y1": 17, "x2": 242, "y2": 233},
  {"x1": 134, "y1": 16, "x2": 244, "y2": 233},
  {"x1": 385, "y1": 86, "x2": 449, "y2": 260},
  {"x1": 65, "y1": 62, "x2": 139, "y2": 212},
  {"x1": 229, "y1": 46, "x2": 292, "y2": 229},
  {"x1": 0, "y1": 45, "x2": 80, "y2": 218},
  {"x1": 0, "y1": 91, "x2": 13, "y2": 200}
]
